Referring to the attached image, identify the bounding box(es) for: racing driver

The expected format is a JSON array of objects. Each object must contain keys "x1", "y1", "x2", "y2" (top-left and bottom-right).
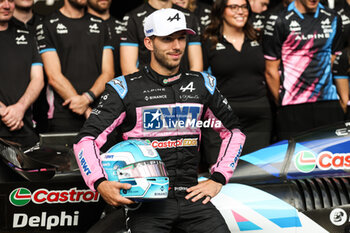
[{"x1": 74, "y1": 8, "x2": 245, "y2": 233}]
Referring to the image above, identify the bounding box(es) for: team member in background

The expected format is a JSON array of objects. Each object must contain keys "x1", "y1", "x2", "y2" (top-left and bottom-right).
[
  {"x1": 333, "y1": 41, "x2": 350, "y2": 119},
  {"x1": 266, "y1": 0, "x2": 293, "y2": 14},
  {"x1": 263, "y1": 0, "x2": 347, "y2": 140},
  {"x1": 86, "y1": 0, "x2": 124, "y2": 150},
  {"x1": 119, "y1": 0, "x2": 203, "y2": 75},
  {"x1": 11, "y1": 0, "x2": 47, "y2": 133},
  {"x1": 172, "y1": 0, "x2": 212, "y2": 32},
  {"x1": 36, "y1": 0, "x2": 114, "y2": 132},
  {"x1": 201, "y1": 0, "x2": 272, "y2": 159},
  {"x1": 12, "y1": 0, "x2": 41, "y2": 34},
  {"x1": 74, "y1": 8, "x2": 245, "y2": 232},
  {"x1": 87, "y1": 0, "x2": 124, "y2": 77},
  {"x1": 334, "y1": 0, "x2": 350, "y2": 47},
  {"x1": 12, "y1": 0, "x2": 50, "y2": 134},
  {"x1": 0, "y1": 0, "x2": 44, "y2": 147},
  {"x1": 248, "y1": 0, "x2": 269, "y2": 34}
]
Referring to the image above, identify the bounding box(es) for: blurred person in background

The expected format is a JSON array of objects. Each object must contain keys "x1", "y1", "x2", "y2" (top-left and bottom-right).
[
  {"x1": 0, "y1": 0, "x2": 44, "y2": 147},
  {"x1": 87, "y1": 0, "x2": 123, "y2": 77},
  {"x1": 87, "y1": 0, "x2": 123, "y2": 150},
  {"x1": 201, "y1": 0, "x2": 272, "y2": 161},
  {"x1": 334, "y1": 0, "x2": 350, "y2": 47},
  {"x1": 333, "y1": 38, "x2": 350, "y2": 119},
  {"x1": 263, "y1": 0, "x2": 347, "y2": 140},
  {"x1": 12, "y1": 0, "x2": 42, "y2": 34},
  {"x1": 172, "y1": 0, "x2": 212, "y2": 32},
  {"x1": 11, "y1": 0, "x2": 48, "y2": 134},
  {"x1": 36, "y1": 0, "x2": 114, "y2": 132},
  {"x1": 248, "y1": 0, "x2": 269, "y2": 34}
]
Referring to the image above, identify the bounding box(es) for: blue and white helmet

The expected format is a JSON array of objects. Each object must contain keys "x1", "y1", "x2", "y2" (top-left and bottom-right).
[{"x1": 101, "y1": 139, "x2": 169, "y2": 201}]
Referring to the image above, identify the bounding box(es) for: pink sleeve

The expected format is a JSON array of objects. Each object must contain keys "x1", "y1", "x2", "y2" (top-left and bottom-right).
[
  {"x1": 73, "y1": 112, "x2": 127, "y2": 191},
  {"x1": 210, "y1": 129, "x2": 245, "y2": 184},
  {"x1": 74, "y1": 136, "x2": 107, "y2": 191},
  {"x1": 204, "y1": 108, "x2": 246, "y2": 184}
]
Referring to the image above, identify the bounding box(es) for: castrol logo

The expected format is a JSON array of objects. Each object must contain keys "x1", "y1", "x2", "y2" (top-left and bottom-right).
[
  {"x1": 294, "y1": 151, "x2": 350, "y2": 173},
  {"x1": 148, "y1": 138, "x2": 198, "y2": 149},
  {"x1": 9, "y1": 187, "x2": 99, "y2": 207}
]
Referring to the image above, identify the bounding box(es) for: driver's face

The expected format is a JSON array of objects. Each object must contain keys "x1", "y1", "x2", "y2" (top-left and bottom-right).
[{"x1": 151, "y1": 31, "x2": 187, "y2": 71}]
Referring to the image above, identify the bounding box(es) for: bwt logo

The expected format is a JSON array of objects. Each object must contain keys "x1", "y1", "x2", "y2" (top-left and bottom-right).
[
  {"x1": 78, "y1": 149, "x2": 91, "y2": 176},
  {"x1": 143, "y1": 106, "x2": 200, "y2": 131}
]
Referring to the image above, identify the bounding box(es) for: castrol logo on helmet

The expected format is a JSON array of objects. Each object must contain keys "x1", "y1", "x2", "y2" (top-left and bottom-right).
[
  {"x1": 294, "y1": 151, "x2": 350, "y2": 173},
  {"x1": 9, "y1": 187, "x2": 100, "y2": 207}
]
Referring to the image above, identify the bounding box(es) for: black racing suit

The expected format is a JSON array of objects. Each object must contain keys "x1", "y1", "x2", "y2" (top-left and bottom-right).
[{"x1": 74, "y1": 66, "x2": 245, "y2": 232}]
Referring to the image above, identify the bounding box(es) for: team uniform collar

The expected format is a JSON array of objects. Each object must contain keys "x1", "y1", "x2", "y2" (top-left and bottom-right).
[
  {"x1": 287, "y1": 1, "x2": 324, "y2": 19},
  {"x1": 144, "y1": 65, "x2": 182, "y2": 86},
  {"x1": 11, "y1": 15, "x2": 36, "y2": 28}
]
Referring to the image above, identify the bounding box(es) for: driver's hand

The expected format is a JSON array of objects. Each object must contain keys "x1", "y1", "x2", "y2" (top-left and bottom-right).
[
  {"x1": 97, "y1": 181, "x2": 135, "y2": 206},
  {"x1": 185, "y1": 179, "x2": 222, "y2": 204}
]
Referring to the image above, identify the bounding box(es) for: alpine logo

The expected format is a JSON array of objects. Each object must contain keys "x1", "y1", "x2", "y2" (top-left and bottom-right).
[
  {"x1": 9, "y1": 187, "x2": 100, "y2": 207},
  {"x1": 16, "y1": 35, "x2": 28, "y2": 45},
  {"x1": 295, "y1": 151, "x2": 350, "y2": 173},
  {"x1": 89, "y1": 23, "x2": 100, "y2": 33},
  {"x1": 180, "y1": 82, "x2": 195, "y2": 92},
  {"x1": 321, "y1": 18, "x2": 330, "y2": 25},
  {"x1": 167, "y1": 13, "x2": 181, "y2": 22},
  {"x1": 253, "y1": 19, "x2": 263, "y2": 29},
  {"x1": 321, "y1": 18, "x2": 332, "y2": 33}
]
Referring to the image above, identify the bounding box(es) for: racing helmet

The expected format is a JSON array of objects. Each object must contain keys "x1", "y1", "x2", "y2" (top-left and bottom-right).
[{"x1": 101, "y1": 139, "x2": 169, "y2": 201}]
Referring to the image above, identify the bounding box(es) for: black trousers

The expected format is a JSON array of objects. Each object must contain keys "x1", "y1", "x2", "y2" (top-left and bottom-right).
[
  {"x1": 126, "y1": 197, "x2": 230, "y2": 233},
  {"x1": 276, "y1": 100, "x2": 345, "y2": 141}
]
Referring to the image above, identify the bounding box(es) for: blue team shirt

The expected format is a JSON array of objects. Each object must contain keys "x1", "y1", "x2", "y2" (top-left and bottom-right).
[{"x1": 263, "y1": 2, "x2": 343, "y2": 106}]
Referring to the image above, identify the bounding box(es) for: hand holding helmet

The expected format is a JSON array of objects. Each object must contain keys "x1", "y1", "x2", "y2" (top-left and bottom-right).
[
  {"x1": 101, "y1": 139, "x2": 169, "y2": 202},
  {"x1": 97, "y1": 180, "x2": 135, "y2": 206}
]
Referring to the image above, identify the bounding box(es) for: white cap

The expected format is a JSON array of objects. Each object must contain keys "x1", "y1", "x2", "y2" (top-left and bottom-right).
[{"x1": 144, "y1": 8, "x2": 196, "y2": 37}]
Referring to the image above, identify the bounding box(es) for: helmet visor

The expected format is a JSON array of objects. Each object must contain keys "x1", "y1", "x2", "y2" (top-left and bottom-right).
[{"x1": 117, "y1": 160, "x2": 167, "y2": 180}]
